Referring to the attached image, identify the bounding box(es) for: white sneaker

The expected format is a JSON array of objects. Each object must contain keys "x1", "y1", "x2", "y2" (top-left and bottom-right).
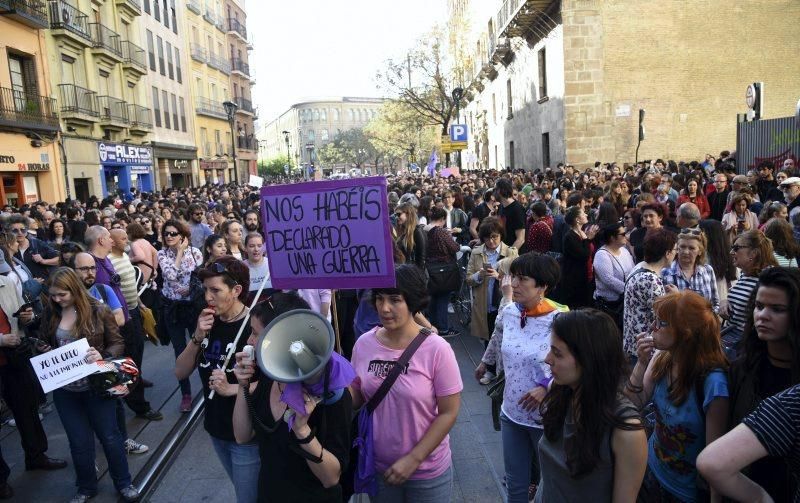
[
  {"x1": 479, "y1": 371, "x2": 496, "y2": 385},
  {"x1": 4, "y1": 413, "x2": 43, "y2": 427},
  {"x1": 124, "y1": 438, "x2": 149, "y2": 455}
]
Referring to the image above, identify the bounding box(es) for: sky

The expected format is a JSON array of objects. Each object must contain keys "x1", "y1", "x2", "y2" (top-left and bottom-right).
[{"x1": 247, "y1": 0, "x2": 447, "y2": 123}]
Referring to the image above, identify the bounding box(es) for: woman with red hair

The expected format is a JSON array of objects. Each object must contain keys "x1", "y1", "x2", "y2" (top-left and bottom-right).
[{"x1": 625, "y1": 290, "x2": 729, "y2": 502}]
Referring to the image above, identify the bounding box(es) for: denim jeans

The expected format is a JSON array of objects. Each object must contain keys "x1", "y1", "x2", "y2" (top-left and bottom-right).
[
  {"x1": 428, "y1": 291, "x2": 451, "y2": 332},
  {"x1": 501, "y1": 413, "x2": 543, "y2": 503},
  {"x1": 163, "y1": 312, "x2": 193, "y2": 396},
  {"x1": 375, "y1": 465, "x2": 453, "y2": 502},
  {"x1": 53, "y1": 389, "x2": 132, "y2": 496},
  {"x1": 210, "y1": 436, "x2": 260, "y2": 503}
]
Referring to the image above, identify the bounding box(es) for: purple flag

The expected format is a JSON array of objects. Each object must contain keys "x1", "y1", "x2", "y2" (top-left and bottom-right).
[{"x1": 426, "y1": 150, "x2": 438, "y2": 176}]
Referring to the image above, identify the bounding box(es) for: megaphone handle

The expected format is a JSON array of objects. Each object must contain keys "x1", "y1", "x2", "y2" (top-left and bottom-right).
[{"x1": 208, "y1": 270, "x2": 274, "y2": 400}]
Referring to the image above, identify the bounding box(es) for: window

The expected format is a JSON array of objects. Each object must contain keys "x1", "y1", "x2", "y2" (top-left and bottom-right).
[
  {"x1": 492, "y1": 94, "x2": 496, "y2": 123},
  {"x1": 200, "y1": 127, "x2": 208, "y2": 155},
  {"x1": 175, "y1": 48, "x2": 182, "y2": 83},
  {"x1": 8, "y1": 55, "x2": 37, "y2": 109},
  {"x1": 166, "y1": 42, "x2": 174, "y2": 79},
  {"x1": 307, "y1": 130, "x2": 315, "y2": 142},
  {"x1": 495, "y1": 145, "x2": 499, "y2": 170},
  {"x1": 538, "y1": 47, "x2": 547, "y2": 99},
  {"x1": 152, "y1": 87, "x2": 161, "y2": 127},
  {"x1": 506, "y1": 79, "x2": 513, "y2": 118},
  {"x1": 179, "y1": 97, "x2": 187, "y2": 132},
  {"x1": 144, "y1": 0, "x2": 150, "y2": 14},
  {"x1": 215, "y1": 130, "x2": 222, "y2": 154},
  {"x1": 541, "y1": 132, "x2": 550, "y2": 168},
  {"x1": 171, "y1": 93, "x2": 178, "y2": 131},
  {"x1": 162, "y1": 0, "x2": 169, "y2": 28},
  {"x1": 320, "y1": 109, "x2": 327, "y2": 121},
  {"x1": 509, "y1": 141, "x2": 515, "y2": 169},
  {"x1": 171, "y1": 1, "x2": 177, "y2": 34},
  {"x1": 60, "y1": 55, "x2": 77, "y2": 85},
  {"x1": 347, "y1": 109, "x2": 353, "y2": 121},
  {"x1": 162, "y1": 89, "x2": 170, "y2": 129},
  {"x1": 313, "y1": 109, "x2": 319, "y2": 121},
  {"x1": 157, "y1": 36, "x2": 165, "y2": 76},
  {"x1": 333, "y1": 109, "x2": 339, "y2": 121},
  {"x1": 320, "y1": 129, "x2": 328, "y2": 141},
  {"x1": 146, "y1": 30, "x2": 155, "y2": 71},
  {"x1": 153, "y1": 0, "x2": 160, "y2": 21}
]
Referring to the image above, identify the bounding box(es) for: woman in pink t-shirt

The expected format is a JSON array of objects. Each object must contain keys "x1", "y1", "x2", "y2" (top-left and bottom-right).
[{"x1": 351, "y1": 265, "x2": 463, "y2": 501}]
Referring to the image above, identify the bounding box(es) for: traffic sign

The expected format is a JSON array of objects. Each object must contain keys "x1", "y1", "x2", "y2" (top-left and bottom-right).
[{"x1": 450, "y1": 124, "x2": 468, "y2": 142}]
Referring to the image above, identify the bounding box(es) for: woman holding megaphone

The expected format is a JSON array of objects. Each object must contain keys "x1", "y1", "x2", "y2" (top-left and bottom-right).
[
  {"x1": 231, "y1": 293, "x2": 355, "y2": 502},
  {"x1": 174, "y1": 256, "x2": 260, "y2": 503}
]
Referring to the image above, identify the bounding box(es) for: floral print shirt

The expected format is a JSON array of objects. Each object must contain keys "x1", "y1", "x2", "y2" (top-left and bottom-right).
[
  {"x1": 622, "y1": 264, "x2": 665, "y2": 357},
  {"x1": 156, "y1": 246, "x2": 203, "y2": 300}
]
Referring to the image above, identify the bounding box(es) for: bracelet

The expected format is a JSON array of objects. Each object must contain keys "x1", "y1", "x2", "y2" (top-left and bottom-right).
[
  {"x1": 191, "y1": 334, "x2": 204, "y2": 345},
  {"x1": 293, "y1": 427, "x2": 316, "y2": 444}
]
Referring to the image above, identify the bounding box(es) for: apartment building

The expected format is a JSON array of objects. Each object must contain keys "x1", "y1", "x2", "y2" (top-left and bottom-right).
[
  {"x1": 46, "y1": 0, "x2": 154, "y2": 200},
  {"x1": 141, "y1": 0, "x2": 196, "y2": 188},
  {"x1": 0, "y1": 1, "x2": 63, "y2": 205},
  {"x1": 224, "y1": 0, "x2": 255, "y2": 180},
  {"x1": 184, "y1": 0, "x2": 233, "y2": 184}
]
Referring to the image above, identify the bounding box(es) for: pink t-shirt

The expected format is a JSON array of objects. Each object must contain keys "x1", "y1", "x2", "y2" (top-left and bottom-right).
[{"x1": 351, "y1": 327, "x2": 463, "y2": 480}]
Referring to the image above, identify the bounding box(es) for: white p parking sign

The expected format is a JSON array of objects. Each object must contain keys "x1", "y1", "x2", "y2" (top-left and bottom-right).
[{"x1": 449, "y1": 124, "x2": 468, "y2": 142}]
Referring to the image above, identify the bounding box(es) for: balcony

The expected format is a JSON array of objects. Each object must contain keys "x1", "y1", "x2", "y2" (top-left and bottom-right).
[
  {"x1": 233, "y1": 96, "x2": 254, "y2": 116},
  {"x1": 195, "y1": 97, "x2": 227, "y2": 119},
  {"x1": 0, "y1": 86, "x2": 58, "y2": 132},
  {"x1": 58, "y1": 83, "x2": 99, "y2": 125},
  {"x1": 226, "y1": 17, "x2": 246, "y2": 41},
  {"x1": 237, "y1": 135, "x2": 256, "y2": 151},
  {"x1": 97, "y1": 95, "x2": 129, "y2": 130},
  {"x1": 202, "y1": 7, "x2": 215, "y2": 25},
  {"x1": 190, "y1": 43, "x2": 206, "y2": 63},
  {"x1": 127, "y1": 104, "x2": 152, "y2": 135},
  {"x1": 207, "y1": 53, "x2": 230, "y2": 74},
  {"x1": 231, "y1": 58, "x2": 249, "y2": 77},
  {"x1": 0, "y1": 0, "x2": 49, "y2": 29},
  {"x1": 90, "y1": 22, "x2": 123, "y2": 66},
  {"x1": 121, "y1": 41, "x2": 146, "y2": 78},
  {"x1": 48, "y1": 0, "x2": 92, "y2": 48},
  {"x1": 114, "y1": 0, "x2": 140, "y2": 17},
  {"x1": 185, "y1": 0, "x2": 200, "y2": 14},
  {"x1": 496, "y1": 0, "x2": 558, "y2": 42}
]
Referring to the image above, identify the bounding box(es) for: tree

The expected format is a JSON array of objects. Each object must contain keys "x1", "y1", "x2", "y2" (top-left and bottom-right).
[
  {"x1": 258, "y1": 156, "x2": 290, "y2": 178},
  {"x1": 365, "y1": 100, "x2": 439, "y2": 172}
]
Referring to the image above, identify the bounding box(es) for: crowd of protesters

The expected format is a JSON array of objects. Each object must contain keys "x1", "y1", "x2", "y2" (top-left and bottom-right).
[{"x1": 0, "y1": 151, "x2": 796, "y2": 502}]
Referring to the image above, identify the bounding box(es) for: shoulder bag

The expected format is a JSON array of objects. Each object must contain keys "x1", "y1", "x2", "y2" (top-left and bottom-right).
[{"x1": 352, "y1": 328, "x2": 430, "y2": 497}]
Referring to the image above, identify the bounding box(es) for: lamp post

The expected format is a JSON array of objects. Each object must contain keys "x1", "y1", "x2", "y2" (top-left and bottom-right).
[
  {"x1": 281, "y1": 130, "x2": 291, "y2": 171},
  {"x1": 305, "y1": 144, "x2": 314, "y2": 180},
  {"x1": 451, "y1": 87, "x2": 464, "y2": 170},
  {"x1": 222, "y1": 100, "x2": 239, "y2": 185}
]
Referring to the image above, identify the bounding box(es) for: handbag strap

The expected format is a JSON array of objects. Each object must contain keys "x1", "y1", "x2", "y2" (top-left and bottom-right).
[{"x1": 366, "y1": 328, "x2": 430, "y2": 414}]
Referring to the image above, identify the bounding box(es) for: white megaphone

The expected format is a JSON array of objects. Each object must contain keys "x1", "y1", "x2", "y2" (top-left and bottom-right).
[{"x1": 253, "y1": 309, "x2": 335, "y2": 383}]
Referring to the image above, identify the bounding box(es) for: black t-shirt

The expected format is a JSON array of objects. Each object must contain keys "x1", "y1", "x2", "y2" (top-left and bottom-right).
[
  {"x1": 198, "y1": 315, "x2": 249, "y2": 441},
  {"x1": 251, "y1": 378, "x2": 352, "y2": 502},
  {"x1": 498, "y1": 200, "x2": 526, "y2": 247},
  {"x1": 472, "y1": 202, "x2": 490, "y2": 226}
]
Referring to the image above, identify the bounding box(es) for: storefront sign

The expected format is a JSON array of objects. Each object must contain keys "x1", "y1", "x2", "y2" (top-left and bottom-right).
[
  {"x1": 130, "y1": 166, "x2": 151, "y2": 174},
  {"x1": 0, "y1": 153, "x2": 51, "y2": 171},
  {"x1": 173, "y1": 160, "x2": 190, "y2": 170},
  {"x1": 98, "y1": 142, "x2": 152, "y2": 166},
  {"x1": 260, "y1": 177, "x2": 395, "y2": 289},
  {"x1": 200, "y1": 160, "x2": 227, "y2": 170}
]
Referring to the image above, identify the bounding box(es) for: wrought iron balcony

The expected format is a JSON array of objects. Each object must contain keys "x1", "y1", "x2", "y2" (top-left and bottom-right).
[
  {"x1": 48, "y1": 0, "x2": 92, "y2": 45},
  {"x1": 195, "y1": 97, "x2": 226, "y2": 119},
  {"x1": 90, "y1": 22, "x2": 123, "y2": 62},
  {"x1": 58, "y1": 83, "x2": 99, "y2": 120},
  {"x1": 186, "y1": 0, "x2": 200, "y2": 14},
  {"x1": 0, "y1": 0, "x2": 49, "y2": 28},
  {"x1": 0, "y1": 85, "x2": 58, "y2": 131},
  {"x1": 127, "y1": 104, "x2": 152, "y2": 131},
  {"x1": 121, "y1": 41, "x2": 146, "y2": 71},
  {"x1": 496, "y1": 0, "x2": 557, "y2": 41},
  {"x1": 97, "y1": 95, "x2": 129, "y2": 125},
  {"x1": 231, "y1": 58, "x2": 249, "y2": 77},
  {"x1": 190, "y1": 43, "x2": 206, "y2": 63},
  {"x1": 233, "y1": 96, "x2": 254, "y2": 115},
  {"x1": 227, "y1": 17, "x2": 246, "y2": 40},
  {"x1": 114, "y1": 0, "x2": 140, "y2": 16},
  {"x1": 207, "y1": 53, "x2": 230, "y2": 74}
]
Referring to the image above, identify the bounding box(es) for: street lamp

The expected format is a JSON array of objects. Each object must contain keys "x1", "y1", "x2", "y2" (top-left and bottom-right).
[
  {"x1": 305, "y1": 144, "x2": 314, "y2": 180},
  {"x1": 281, "y1": 130, "x2": 291, "y2": 172},
  {"x1": 222, "y1": 100, "x2": 239, "y2": 185}
]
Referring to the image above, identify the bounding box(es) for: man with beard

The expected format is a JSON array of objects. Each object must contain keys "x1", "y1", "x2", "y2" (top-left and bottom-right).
[
  {"x1": 187, "y1": 203, "x2": 213, "y2": 248},
  {"x1": 243, "y1": 209, "x2": 262, "y2": 237}
]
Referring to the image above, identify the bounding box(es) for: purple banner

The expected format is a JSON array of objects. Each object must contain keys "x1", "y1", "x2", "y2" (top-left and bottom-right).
[{"x1": 260, "y1": 177, "x2": 396, "y2": 289}]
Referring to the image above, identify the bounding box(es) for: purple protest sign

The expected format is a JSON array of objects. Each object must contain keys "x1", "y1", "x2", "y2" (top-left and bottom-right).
[{"x1": 260, "y1": 177, "x2": 396, "y2": 289}]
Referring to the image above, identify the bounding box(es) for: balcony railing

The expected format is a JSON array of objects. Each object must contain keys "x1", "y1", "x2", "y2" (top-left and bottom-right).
[
  {"x1": 90, "y1": 22, "x2": 122, "y2": 57},
  {"x1": 190, "y1": 43, "x2": 206, "y2": 62},
  {"x1": 227, "y1": 17, "x2": 246, "y2": 39},
  {"x1": 495, "y1": 0, "x2": 557, "y2": 41},
  {"x1": 0, "y1": 86, "x2": 58, "y2": 129},
  {"x1": 121, "y1": 41, "x2": 146, "y2": 70},
  {"x1": 237, "y1": 136, "x2": 256, "y2": 150},
  {"x1": 1, "y1": 0, "x2": 49, "y2": 29},
  {"x1": 48, "y1": 0, "x2": 92, "y2": 42},
  {"x1": 234, "y1": 96, "x2": 254, "y2": 114},
  {"x1": 58, "y1": 83, "x2": 98, "y2": 117},
  {"x1": 186, "y1": 0, "x2": 200, "y2": 14},
  {"x1": 97, "y1": 95, "x2": 128, "y2": 123},
  {"x1": 195, "y1": 97, "x2": 226, "y2": 119},
  {"x1": 127, "y1": 104, "x2": 152, "y2": 129},
  {"x1": 231, "y1": 58, "x2": 249, "y2": 76},
  {"x1": 207, "y1": 53, "x2": 230, "y2": 74}
]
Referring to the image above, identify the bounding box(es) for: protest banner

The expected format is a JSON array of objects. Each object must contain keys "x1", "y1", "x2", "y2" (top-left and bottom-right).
[
  {"x1": 260, "y1": 176, "x2": 395, "y2": 289},
  {"x1": 30, "y1": 338, "x2": 97, "y2": 393},
  {"x1": 248, "y1": 174, "x2": 264, "y2": 188}
]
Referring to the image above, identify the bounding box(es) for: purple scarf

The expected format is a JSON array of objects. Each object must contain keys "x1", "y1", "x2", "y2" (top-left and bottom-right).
[{"x1": 280, "y1": 352, "x2": 355, "y2": 429}]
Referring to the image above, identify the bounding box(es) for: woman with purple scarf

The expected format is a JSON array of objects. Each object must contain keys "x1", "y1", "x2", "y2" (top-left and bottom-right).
[{"x1": 231, "y1": 293, "x2": 356, "y2": 502}]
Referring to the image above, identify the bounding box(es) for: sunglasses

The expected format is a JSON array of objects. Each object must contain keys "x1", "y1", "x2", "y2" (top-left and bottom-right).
[
  {"x1": 9, "y1": 228, "x2": 27, "y2": 234},
  {"x1": 141, "y1": 219, "x2": 150, "y2": 224},
  {"x1": 207, "y1": 262, "x2": 238, "y2": 285},
  {"x1": 164, "y1": 231, "x2": 181, "y2": 238},
  {"x1": 730, "y1": 244, "x2": 751, "y2": 252},
  {"x1": 192, "y1": 212, "x2": 204, "y2": 216},
  {"x1": 680, "y1": 228, "x2": 702, "y2": 236}
]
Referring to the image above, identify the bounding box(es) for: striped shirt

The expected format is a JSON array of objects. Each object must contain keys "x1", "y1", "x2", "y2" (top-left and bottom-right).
[
  {"x1": 726, "y1": 274, "x2": 759, "y2": 335},
  {"x1": 743, "y1": 384, "x2": 800, "y2": 502},
  {"x1": 109, "y1": 252, "x2": 139, "y2": 309},
  {"x1": 774, "y1": 253, "x2": 798, "y2": 268}
]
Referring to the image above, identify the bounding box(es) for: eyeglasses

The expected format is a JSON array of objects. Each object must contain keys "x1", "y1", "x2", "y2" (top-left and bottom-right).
[
  {"x1": 680, "y1": 228, "x2": 702, "y2": 236},
  {"x1": 192, "y1": 212, "x2": 203, "y2": 216},
  {"x1": 164, "y1": 231, "x2": 181, "y2": 238},
  {"x1": 74, "y1": 266, "x2": 97, "y2": 273},
  {"x1": 730, "y1": 244, "x2": 751, "y2": 252},
  {"x1": 9, "y1": 228, "x2": 27, "y2": 234},
  {"x1": 141, "y1": 219, "x2": 150, "y2": 224}
]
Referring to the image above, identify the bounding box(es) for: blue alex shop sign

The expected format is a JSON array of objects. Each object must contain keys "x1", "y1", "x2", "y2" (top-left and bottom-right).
[{"x1": 98, "y1": 142, "x2": 152, "y2": 166}]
